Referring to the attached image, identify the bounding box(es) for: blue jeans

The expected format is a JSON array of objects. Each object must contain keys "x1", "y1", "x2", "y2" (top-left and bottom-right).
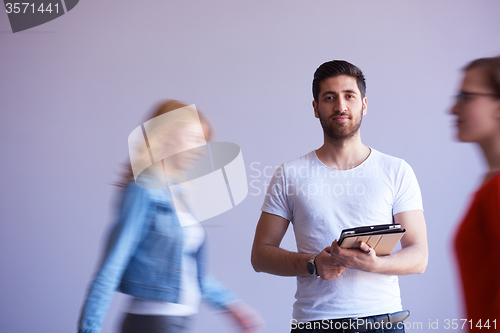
[{"x1": 121, "y1": 313, "x2": 193, "y2": 333}]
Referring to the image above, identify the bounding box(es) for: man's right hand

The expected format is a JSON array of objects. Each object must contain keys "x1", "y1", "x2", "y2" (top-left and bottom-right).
[
  {"x1": 315, "y1": 247, "x2": 346, "y2": 280},
  {"x1": 252, "y1": 212, "x2": 347, "y2": 277}
]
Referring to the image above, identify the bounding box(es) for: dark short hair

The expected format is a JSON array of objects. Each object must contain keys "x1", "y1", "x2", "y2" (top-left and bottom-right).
[
  {"x1": 464, "y1": 56, "x2": 500, "y2": 95},
  {"x1": 312, "y1": 60, "x2": 366, "y2": 102}
]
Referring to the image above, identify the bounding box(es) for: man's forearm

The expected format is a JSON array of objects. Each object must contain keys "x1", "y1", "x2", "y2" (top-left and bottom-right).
[
  {"x1": 371, "y1": 209, "x2": 428, "y2": 275},
  {"x1": 328, "y1": 239, "x2": 428, "y2": 276},
  {"x1": 371, "y1": 244, "x2": 428, "y2": 275},
  {"x1": 251, "y1": 244, "x2": 311, "y2": 276}
]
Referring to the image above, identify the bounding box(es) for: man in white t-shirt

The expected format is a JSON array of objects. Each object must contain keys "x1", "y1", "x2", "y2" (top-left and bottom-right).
[{"x1": 251, "y1": 60, "x2": 428, "y2": 333}]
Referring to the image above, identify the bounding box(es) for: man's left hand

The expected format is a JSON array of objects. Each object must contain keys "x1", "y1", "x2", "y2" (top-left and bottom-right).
[{"x1": 328, "y1": 240, "x2": 380, "y2": 273}]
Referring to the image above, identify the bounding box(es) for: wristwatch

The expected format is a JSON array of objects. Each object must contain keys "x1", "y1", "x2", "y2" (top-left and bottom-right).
[{"x1": 306, "y1": 253, "x2": 318, "y2": 276}]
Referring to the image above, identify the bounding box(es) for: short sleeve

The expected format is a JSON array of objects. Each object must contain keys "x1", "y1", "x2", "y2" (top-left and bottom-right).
[
  {"x1": 392, "y1": 160, "x2": 423, "y2": 215},
  {"x1": 261, "y1": 164, "x2": 293, "y2": 221}
]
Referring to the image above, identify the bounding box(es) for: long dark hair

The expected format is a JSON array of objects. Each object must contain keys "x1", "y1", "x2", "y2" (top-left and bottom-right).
[{"x1": 464, "y1": 56, "x2": 500, "y2": 95}]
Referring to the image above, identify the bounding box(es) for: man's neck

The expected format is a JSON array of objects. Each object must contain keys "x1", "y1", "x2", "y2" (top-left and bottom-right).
[{"x1": 316, "y1": 133, "x2": 370, "y2": 170}]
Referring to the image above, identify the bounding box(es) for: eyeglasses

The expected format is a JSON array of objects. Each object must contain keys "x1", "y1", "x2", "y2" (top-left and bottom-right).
[{"x1": 454, "y1": 91, "x2": 500, "y2": 104}]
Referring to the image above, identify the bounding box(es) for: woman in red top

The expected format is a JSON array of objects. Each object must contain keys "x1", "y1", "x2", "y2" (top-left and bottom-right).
[{"x1": 451, "y1": 56, "x2": 500, "y2": 331}]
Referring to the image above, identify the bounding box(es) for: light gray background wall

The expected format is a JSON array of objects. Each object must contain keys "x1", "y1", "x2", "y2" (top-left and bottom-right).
[{"x1": 1, "y1": 1, "x2": 499, "y2": 332}]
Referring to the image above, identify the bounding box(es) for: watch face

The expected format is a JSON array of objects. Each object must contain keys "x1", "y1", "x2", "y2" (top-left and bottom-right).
[{"x1": 307, "y1": 261, "x2": 315, "y2": 275}]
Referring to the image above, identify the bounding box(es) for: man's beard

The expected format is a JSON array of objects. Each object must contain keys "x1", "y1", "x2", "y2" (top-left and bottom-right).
[{"x1": 318, "y1": 107, "x2": 363, "y2": 143}]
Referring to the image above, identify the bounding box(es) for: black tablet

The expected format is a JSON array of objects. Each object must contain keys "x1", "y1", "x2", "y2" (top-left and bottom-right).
[{"x1": 338, "y1": 224, "x2": 405, "y2": 256}]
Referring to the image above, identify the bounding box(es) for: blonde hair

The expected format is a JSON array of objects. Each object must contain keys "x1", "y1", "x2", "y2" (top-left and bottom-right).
[{"x1": 115, "y1": 100, "x2": 213, "y2": 187}]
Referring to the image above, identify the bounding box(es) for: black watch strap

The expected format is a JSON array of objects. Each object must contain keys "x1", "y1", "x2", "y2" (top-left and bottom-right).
[{"x1": 307, "y1": 253, "x2": 318, "y2": 276}]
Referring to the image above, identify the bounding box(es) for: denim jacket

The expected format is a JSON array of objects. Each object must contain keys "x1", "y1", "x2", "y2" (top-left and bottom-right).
[{"x1": 78, "y1": 182, "x2": 237, "y2": 333}]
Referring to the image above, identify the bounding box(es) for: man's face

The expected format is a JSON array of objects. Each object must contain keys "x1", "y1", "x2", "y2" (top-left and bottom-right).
[{"x1": 313, "y1": 75, "x2": 367, "y2": 142}]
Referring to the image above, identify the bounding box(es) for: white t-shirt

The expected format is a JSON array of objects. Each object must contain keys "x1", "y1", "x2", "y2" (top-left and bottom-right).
[{"x1": 261, "y1": 148, "x2": 423, "y2": 322}]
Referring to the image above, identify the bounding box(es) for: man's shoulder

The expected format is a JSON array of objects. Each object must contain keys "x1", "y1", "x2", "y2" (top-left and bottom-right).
[
  {"x1": 276, "y1": 150, "x2": 317, "y2": 173},
  {"x1": 370, "y1": 148, "x2": 407, "y2": 167},
  {"x1": 267, "y1": 151, "x2": 317, "y2": 180},
  {"x1": 369, "y1": 148, "x2": 418, "y2": 183},
  {"x1": 283, "y1": 150, "x2": 316, "y2": 166}
]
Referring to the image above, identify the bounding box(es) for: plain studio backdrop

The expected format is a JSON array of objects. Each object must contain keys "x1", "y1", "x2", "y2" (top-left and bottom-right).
[{"x1": 1, "y1": 1, "x2": 499, "y2": 332}]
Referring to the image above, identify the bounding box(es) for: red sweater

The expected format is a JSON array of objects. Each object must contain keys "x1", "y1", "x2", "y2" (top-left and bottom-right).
[{"x1": 455, "y1": 173, "x2": 500, "y2": 331}]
